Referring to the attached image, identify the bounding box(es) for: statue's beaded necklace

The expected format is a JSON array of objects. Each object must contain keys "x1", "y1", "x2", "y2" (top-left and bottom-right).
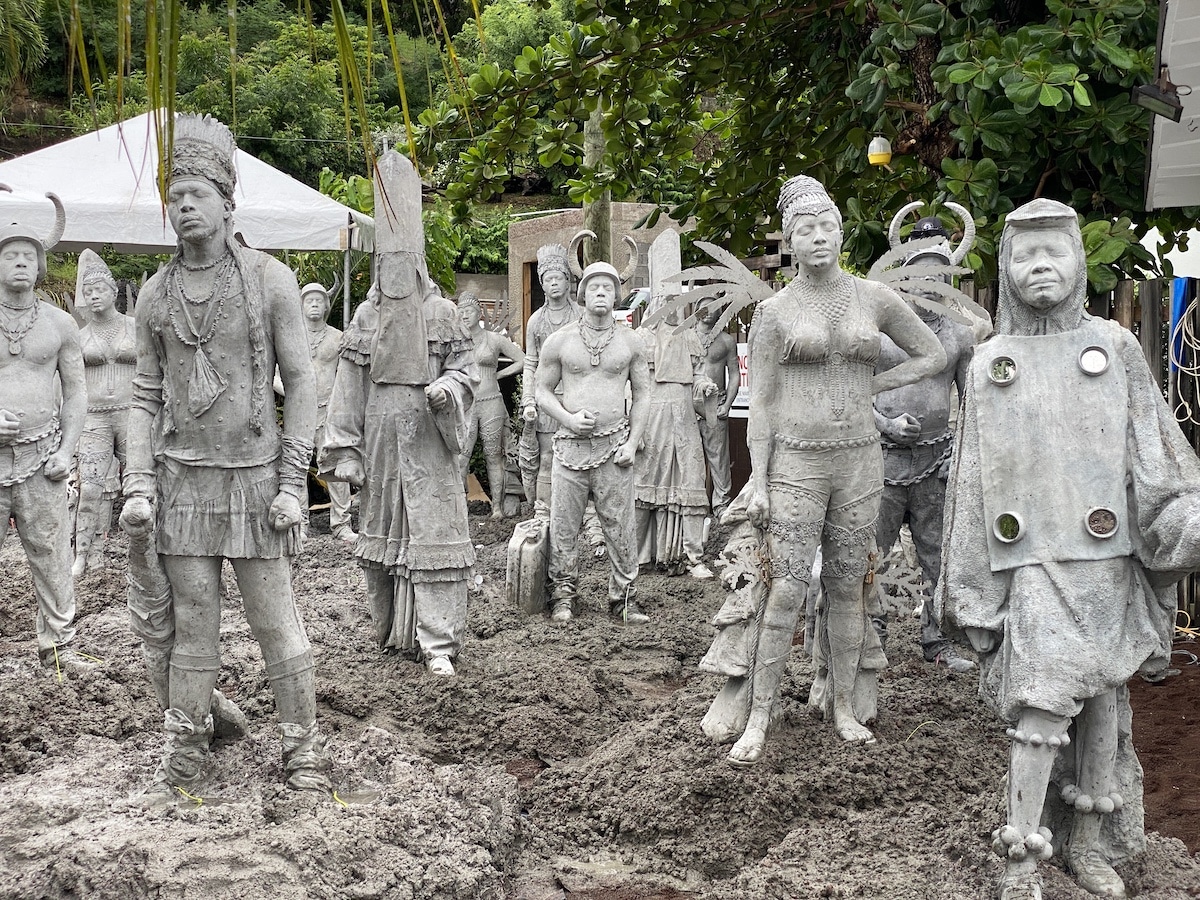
[
  {"x1": 578, "y1": 318, "x2": 616, "y2": 366},
  {"x1": 0, "y1": 300, "x2": 38, "y2": 355}
]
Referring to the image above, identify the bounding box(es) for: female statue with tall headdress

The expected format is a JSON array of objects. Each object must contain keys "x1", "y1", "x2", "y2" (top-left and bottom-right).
[
  {"x1": 72, "y1": 249, "x2": 135, "y2": 576},
  {"x1": 717, "y1": 175, "x2": 945, "y2": 765}
]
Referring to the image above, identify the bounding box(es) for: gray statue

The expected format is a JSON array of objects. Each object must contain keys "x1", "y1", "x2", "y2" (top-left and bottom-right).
[
  {"x1": 695, "y1": 303, "x2": 738, "y2": 517},
  {"x1": 120, "y1": 114, "x2": 331, "y2": 796},
  {"x1": 321, "y1": 151, "x2": 478, "y2": 677},
  {"x1": 536, "y1": 261, "x2": 650, "y2": 624},
  {"x1": 72, "y1": 249, "x2": 136, "y2": 576},
  {"x1": 871, "y1": 202, "x2": 979, "y2": 672},
  {"x1": 0, "y1": 191, "x2": 86, "y2": 667},
  {"x1": 274, "y1": 280, "x2": 356, "y2": 542},
  {"x1": 723, "y1": 175, "x2": 945, "y2": 764},
  {"x1": 635, "y1": 230, "x2": 717, "y2": 579},
  {"x1": 457, "y1": 292, "x2": 524, "y2": 517},
  {"x1": 938, "y1": 198, "x2": 1200, "y2": 900},
  {"x1": 519, "y1": 243, "x2": 577, "y2": 515}
]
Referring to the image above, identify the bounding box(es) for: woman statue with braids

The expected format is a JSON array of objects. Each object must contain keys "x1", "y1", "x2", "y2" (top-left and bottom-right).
[
  {"x1": 724, "y1": 175, "x2": 944, "y2": 765},
  {"x1": 457, "y1": 292, "x2": 524, "y2": 517},
  {"x1": 71, "y1": 250, "x2": 135, "y2": 577}
]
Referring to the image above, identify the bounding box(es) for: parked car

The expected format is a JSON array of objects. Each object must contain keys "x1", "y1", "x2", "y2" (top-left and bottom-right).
[{"x1": 613, "y1": 287, "x2": 650, "y2": 326}]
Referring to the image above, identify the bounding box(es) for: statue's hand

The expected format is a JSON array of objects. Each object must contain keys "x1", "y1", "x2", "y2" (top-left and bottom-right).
[
  {"x1": 334, "y1": 459, "x2": 365, "y2": 488},
  {"x1": 746, "y1": 489, "x2": 770, "y2": 529},
  {"x1": 521, "y1": 400, "x2": 538, "y2": 423},
  {"x1": 269, "y1": 491, "x2": 302, "y2": 532},
  {"x1": 884, "y1": 413, "x2": 921, "y2": 445},
  {"x1": 425, "y1": 384, "x2": 449, "y2": 411},
  {"x1": 568, "y1": 409, "x2": 596, "y2": 436},
  {"x1": 938, "y1": 455, "x2": 952, "y2": 480},
  {"x1": 0, "y1": 410, "x2": 19, "y2": 446},
  {"x1": 613, "y1": 440, "x2": 636, "y2": 468},
  {"x1": 120, "y1": 496, "x2": 154, "y2": 535},
  {"x1": 965, "y1": 626, "x2": 999, "y2": 653},
  {"x1": 42, "y1": 450, "x2": 71, "y2": 481}
]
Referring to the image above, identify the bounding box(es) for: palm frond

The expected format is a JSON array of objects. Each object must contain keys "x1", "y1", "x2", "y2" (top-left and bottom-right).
[
  {"x1": 641, "y1": 240, "x2": 773, "y2": 335},
  {"x1": 867, "y1": 236, "x2": 990, "y2": 328}
]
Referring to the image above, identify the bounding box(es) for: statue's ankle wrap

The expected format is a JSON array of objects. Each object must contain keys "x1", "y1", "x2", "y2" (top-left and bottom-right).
[
  {"x1": 279, "y1": 721, "x2": 332, "y2": 791},
  {"x1": 155, "y1": 707, "x2": 213, "y2": 789},
  {"x1": 992, "y1": 825, "x2": 1054, "y2": 862},
  {"x1": 1005, "y1": 727, "x2": 1070, "y2": 749},
  {"x1": 1060, "y1": 784, "x2": 1125, "y2": 815}
]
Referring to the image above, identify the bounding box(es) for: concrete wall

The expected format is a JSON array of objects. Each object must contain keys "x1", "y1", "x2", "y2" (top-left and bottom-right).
[{"x1": 507, "y1": 203, "x2": 692, "y2": 348}]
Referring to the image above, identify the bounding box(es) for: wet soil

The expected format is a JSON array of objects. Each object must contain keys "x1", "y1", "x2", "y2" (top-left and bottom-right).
[{"x1": 0, "y1": 511, "x2": 1196, "y2": 899}]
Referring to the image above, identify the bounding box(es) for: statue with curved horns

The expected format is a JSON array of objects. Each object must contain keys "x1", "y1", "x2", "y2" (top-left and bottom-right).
[{"x1": 0, "y1": 186, "x2": 88, "y2": 667}]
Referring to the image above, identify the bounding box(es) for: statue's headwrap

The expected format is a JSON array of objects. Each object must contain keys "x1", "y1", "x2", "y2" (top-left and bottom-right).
[
  {"x1": 171, "y1": 114, "x2": 238, "y2": 207},
  {"x1": 778, "y1": 175, "x2": 841, "y2": 249},
  {"x1": 996, "y1": 198, "x2": 1086, "y2": 337},
  {"x1": 537, "y1": 243, "x2": 571, "y2": 282},
  {"x1": 76, "y1": 248, "x2": 117, "y2": 301}
]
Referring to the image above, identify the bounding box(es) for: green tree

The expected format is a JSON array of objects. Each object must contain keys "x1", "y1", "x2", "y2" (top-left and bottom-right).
[
  {"x1": 423, "y1": 0, "x2": 1192, "y2": 286},
  {"x1": 0, "y1": 0, "x2": 48, "y2": 92}
]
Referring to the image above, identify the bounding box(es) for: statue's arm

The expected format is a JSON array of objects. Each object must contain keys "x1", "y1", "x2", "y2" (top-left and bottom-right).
[
  {"x1": 624, "y1": 337, "x2": 651, "y2": 455},
  {"x1": 45, "y1": 313, "x2": 86, "y2": 479},
  {"x1": 746, "y1": 305, "x2": 780, "y2": 498},
  {"x1": 266, "y1": 263, "x2": 317, "y2": 447},
  {"x1": 720, "y1": 333, "x2": 739, "y2": 416},
  {"x1": 871, "y1": 287, "x2": 946, "y2": 394},
  {"x1": 520, "y1": 313, "x2": 541, "y2": 417},
  {"x1": 533, "y1": 334, "x2": 570, "y2": 428},
  {"x1": 124, "y1": 279, "x2": 164, "y2": 500},
  {"x1": 494, "y1": 334, "x2": 526, "y2": 380}
]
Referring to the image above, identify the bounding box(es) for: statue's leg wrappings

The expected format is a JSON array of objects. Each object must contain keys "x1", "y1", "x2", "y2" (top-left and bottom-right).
[
  {"x1": 161, "y1": 556, "x2": 223, "y2": 724},
  {"x1": 149, "y1": 707, "x2": 213, "y2": 795},
  {"x1": 995, "y1": 706, "x2": 1071, "y2": 897},
  {"x1": 535, "y1": 430, "x2": 555, "y2": 515},
  {"x1": 72, "y1": 417, "x2": 109, "y2": 576},
  {"x1": 1065, "y1": 690, "x2": 1126, "y2": 897},
  {"x1": 413, "y1": 578, "x2": 467, "y2": 661},
  {"x1": 480, "y1": 411, "x2": 507, "y2": 517},
  {"x1": 14, "y1": 472, "x2": 77, "y2": 655}
]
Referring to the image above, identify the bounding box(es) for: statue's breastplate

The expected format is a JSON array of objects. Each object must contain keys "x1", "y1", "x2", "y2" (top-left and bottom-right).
[{"x1": 974, "y1": 320, "x2": 1132, "y2": 571}]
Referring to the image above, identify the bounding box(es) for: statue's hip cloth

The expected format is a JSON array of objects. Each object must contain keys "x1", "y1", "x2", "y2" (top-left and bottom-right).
[
  {"x1": 765, "y1": 439, "x2": 882, "y2": 584},
  {"x1": 0, "y1": 418, "x2": 61, "y2": 487},
  {"x1": 154, "y1": 456, "x2": 300, "y2": 559}
]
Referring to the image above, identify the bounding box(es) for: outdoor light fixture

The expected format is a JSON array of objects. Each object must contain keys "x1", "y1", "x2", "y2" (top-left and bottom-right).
[
  {"x1": 868, "y1": 135, "x2": 893, "y2": 166},
  {"x1": 1132, "y1": 68, "x2": 1185, "y2": 122}
]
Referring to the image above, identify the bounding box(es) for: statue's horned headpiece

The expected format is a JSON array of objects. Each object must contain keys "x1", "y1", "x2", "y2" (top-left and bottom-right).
[
  {"x1": 536, "y1": 243, "x2": 571, "y2": 281},
  {"x1": 888, "y1": 200, "x2": 975, "y2": 266},
  {"x1": 170, "y1": 114, "x2": 238, "y2": 206},
  {"x1": 0, "y1": 183, "x2": 66, "y2": 281},
  {"x1": 568, "y1": 229, "x2": 639, "y2": 284},
  {"x1": 299, "y1": 271, "x2": 341, "y2": 306}
]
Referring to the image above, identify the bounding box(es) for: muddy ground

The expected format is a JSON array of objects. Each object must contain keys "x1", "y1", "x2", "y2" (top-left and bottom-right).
[{"x1": 0, "y1": 507, "x2": 1197, "y2": 900}]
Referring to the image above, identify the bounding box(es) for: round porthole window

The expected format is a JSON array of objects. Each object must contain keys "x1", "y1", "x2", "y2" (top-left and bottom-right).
[
  {"x1": 1085, "y1": 507, "x2": 1119, "y2": 539},
  {"x1": 1079, "y1": 346, "x2": 1109, "y2": 376},
  {"x1": 988, "y1": 356, "x2": 1017, "y2": 386},
  {"x1": 993, "y1": 512, "x2": 1023, "y2": 543}
]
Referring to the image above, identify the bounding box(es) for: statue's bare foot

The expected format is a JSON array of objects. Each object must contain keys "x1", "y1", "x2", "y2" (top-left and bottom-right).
[
  {"x1": 1069, "y1": 848, "x2": 1127, "y2": 898},
  {"x1": 490, "y1": 508, "x2": 505, "y2": 520},
  {"x1": 727, "y1": 726, "x2": 767, "y2": 768},
  {"x1": 834, "y1": 713, "x2": 876, "y2": 744}
]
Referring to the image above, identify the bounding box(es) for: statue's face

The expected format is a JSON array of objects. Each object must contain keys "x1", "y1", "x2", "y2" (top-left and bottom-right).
[
  {"x1": 459, "y1": 302, "x2": 482, "y2": 331},
  {"x1": 582, "y1": 275, "x2": 618, "y2": 318},
  {"x1": 699, "y1": 305, "x2": 719, "y2": 327},
  {"x1": 1008, "y1": 230, "x2": 1077, "y2": 312},
  {"x1": 0, "y1": 240, "x2": 39, "y2": 291},
  {"x1": 83, "y1": 279, "x2": 118, "y2": 316},
  {"x1": 302, "y1": 291, "x2": 330, "y2": 323},
  {"x1": 789, "y1": 210, "x2": 842, "y2": 273},
  {"x1": 167, "y1": 178, "x2": 230, "y2": 245},
  {"x1": 541, "y1": 270, "x2": 569, "y2": 302}
]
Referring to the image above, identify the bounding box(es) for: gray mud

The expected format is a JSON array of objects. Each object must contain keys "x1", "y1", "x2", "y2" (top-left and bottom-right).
[{"x1": 0, "y1": 511, "x2": 1196, "y2": 899}]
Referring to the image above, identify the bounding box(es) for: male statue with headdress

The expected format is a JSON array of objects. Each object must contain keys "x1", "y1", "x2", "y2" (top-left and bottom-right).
[
  {"x1": 274, "y1": 280, "x2": 356, "y2": 542},
  {"x1": 320, "y1": 150, "x2": 478, "y2": 677},
  {"x1": 519, "y1": 242, "x2": 577, "y2": 514},
  {"x1": 0, "y1": 190, "x2": 86, "y2": 667},
  {"x1": 120, "y1": 114, "x2": 331, "y2": 797},
  {"x1": 939, "y1": 197, "x2": 1200, "y2": 900}
]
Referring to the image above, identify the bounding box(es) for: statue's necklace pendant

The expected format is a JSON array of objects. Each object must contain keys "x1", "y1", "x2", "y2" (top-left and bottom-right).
[
  {"x1": 8, "y1": 339, "x2": 20, "y2": 355},
  {"x1": 590, "y1": 352, "x2": 600, "y2": 366}
]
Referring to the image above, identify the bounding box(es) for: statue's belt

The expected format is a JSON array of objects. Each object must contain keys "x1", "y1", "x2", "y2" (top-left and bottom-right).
[{"x1": 553, "y1": 419, "x2": 630, "y2": 471}]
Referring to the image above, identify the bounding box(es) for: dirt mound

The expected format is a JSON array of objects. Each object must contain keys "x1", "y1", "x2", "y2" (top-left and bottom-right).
[{"x1": 0, "y1": 513, "x2": 1196, "y2": 899}]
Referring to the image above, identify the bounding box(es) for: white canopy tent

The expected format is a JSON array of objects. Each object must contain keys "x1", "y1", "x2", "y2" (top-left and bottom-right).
[{"x1": 0, "y1": 112, "x2": 373, "y2": 254}]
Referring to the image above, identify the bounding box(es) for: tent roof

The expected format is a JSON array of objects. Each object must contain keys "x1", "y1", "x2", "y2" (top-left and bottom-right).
[{"x1": 0, "y1": 112, "x2": 373, "y2": 253}]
